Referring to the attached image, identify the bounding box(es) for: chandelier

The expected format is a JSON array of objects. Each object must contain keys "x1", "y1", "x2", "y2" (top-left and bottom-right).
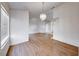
[{"x1": 40, "y1": 2, "x2": 47, "y2": 21}]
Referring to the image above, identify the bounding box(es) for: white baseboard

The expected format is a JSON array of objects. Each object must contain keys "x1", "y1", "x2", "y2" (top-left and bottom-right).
[
  {"x1": 52, "y1": 35, "x2": 79, "y2": 47},
  {"x1": 10, "y1": 37, "x2": 29, "y2": 46}
]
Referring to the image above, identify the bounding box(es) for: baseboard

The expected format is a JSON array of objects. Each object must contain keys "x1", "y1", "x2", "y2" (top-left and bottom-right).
[
  {"x1": 10, "y1": 39, "x2": 29, "y2": 46},
  {"x1": 52, "y1": 37, "x2": 79, "y2": 47}
]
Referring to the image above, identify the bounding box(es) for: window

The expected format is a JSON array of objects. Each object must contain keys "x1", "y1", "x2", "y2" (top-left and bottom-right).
[{"x1": 1, "y1": 5, "x2": 9, "y2": 47}]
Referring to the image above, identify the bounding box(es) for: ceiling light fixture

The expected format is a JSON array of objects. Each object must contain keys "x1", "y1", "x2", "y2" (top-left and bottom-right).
[{"x1": 40, "y1": 2, "x2": 47, "y2": 21}]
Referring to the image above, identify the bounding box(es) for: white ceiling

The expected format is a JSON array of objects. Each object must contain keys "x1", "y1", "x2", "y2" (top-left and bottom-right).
[{"x1": 8, "y1": 2, "x2": 63, "y2": 18}]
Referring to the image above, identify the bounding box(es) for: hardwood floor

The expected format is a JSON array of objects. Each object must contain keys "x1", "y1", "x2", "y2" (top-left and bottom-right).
[
  {"x1": 78, "y1": 48, "x2": 79, "y2": 56},
  {"x1": 7, "y1": 33, "x2": 78, "y2": 56}
]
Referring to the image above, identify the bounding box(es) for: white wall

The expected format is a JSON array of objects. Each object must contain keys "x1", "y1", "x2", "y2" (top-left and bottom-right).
[
  {"x1": 29, "y1": 17, "x2": 48, "y2": 34},
  {"x1": 29, "y1": 9, "x2": 53, "y2": 34},
  {"x1": 45, "y1": 10, "x2": 53, "y2": 34},
  {"x1": 10, "y1": 10, "x2": 29, "y2": 45},
  {"x1": 53, "y1": 3, "x2": 79, "y2": 47},
  {"x1": 29, "y1": 20, "x2": 53, "y2": 34},
  {"x1": 39, "y1": 22, "x2": 46, "y2": 33},
  {"x1": 46, "y1": 22, "x2": 53, "y2": 33},
  {"x1": 29, "y1": 18, "x2": 41, "y2": 34}
]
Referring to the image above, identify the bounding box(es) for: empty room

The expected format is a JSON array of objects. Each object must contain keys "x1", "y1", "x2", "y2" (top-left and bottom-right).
[{"x1": 0, "y1": 2, "x2": 79, "y2": 56}]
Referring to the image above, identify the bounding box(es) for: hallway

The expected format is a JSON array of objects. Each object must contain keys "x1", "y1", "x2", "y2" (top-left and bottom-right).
[{"x1": 7, "y1": 33, "x2": 78, "y2": 56}]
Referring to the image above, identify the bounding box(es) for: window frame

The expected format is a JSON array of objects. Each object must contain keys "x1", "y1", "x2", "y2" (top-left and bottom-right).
[{"x1": 1, "y1": 4, "x2": 9, "y2": 48}]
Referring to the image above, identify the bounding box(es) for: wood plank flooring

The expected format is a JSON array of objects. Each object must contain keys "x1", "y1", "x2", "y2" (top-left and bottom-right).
[
  {"x1": 78, "y1": 48, "x2": 79, "y2": 56},
  {"x1": 7, "y1": 33, "x2": 78, "y2": 56}
]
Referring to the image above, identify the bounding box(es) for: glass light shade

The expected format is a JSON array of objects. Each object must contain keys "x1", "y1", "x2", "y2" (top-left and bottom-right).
[{"x1": 40, "y1": 13, "x2": 47, "y2": 21}]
